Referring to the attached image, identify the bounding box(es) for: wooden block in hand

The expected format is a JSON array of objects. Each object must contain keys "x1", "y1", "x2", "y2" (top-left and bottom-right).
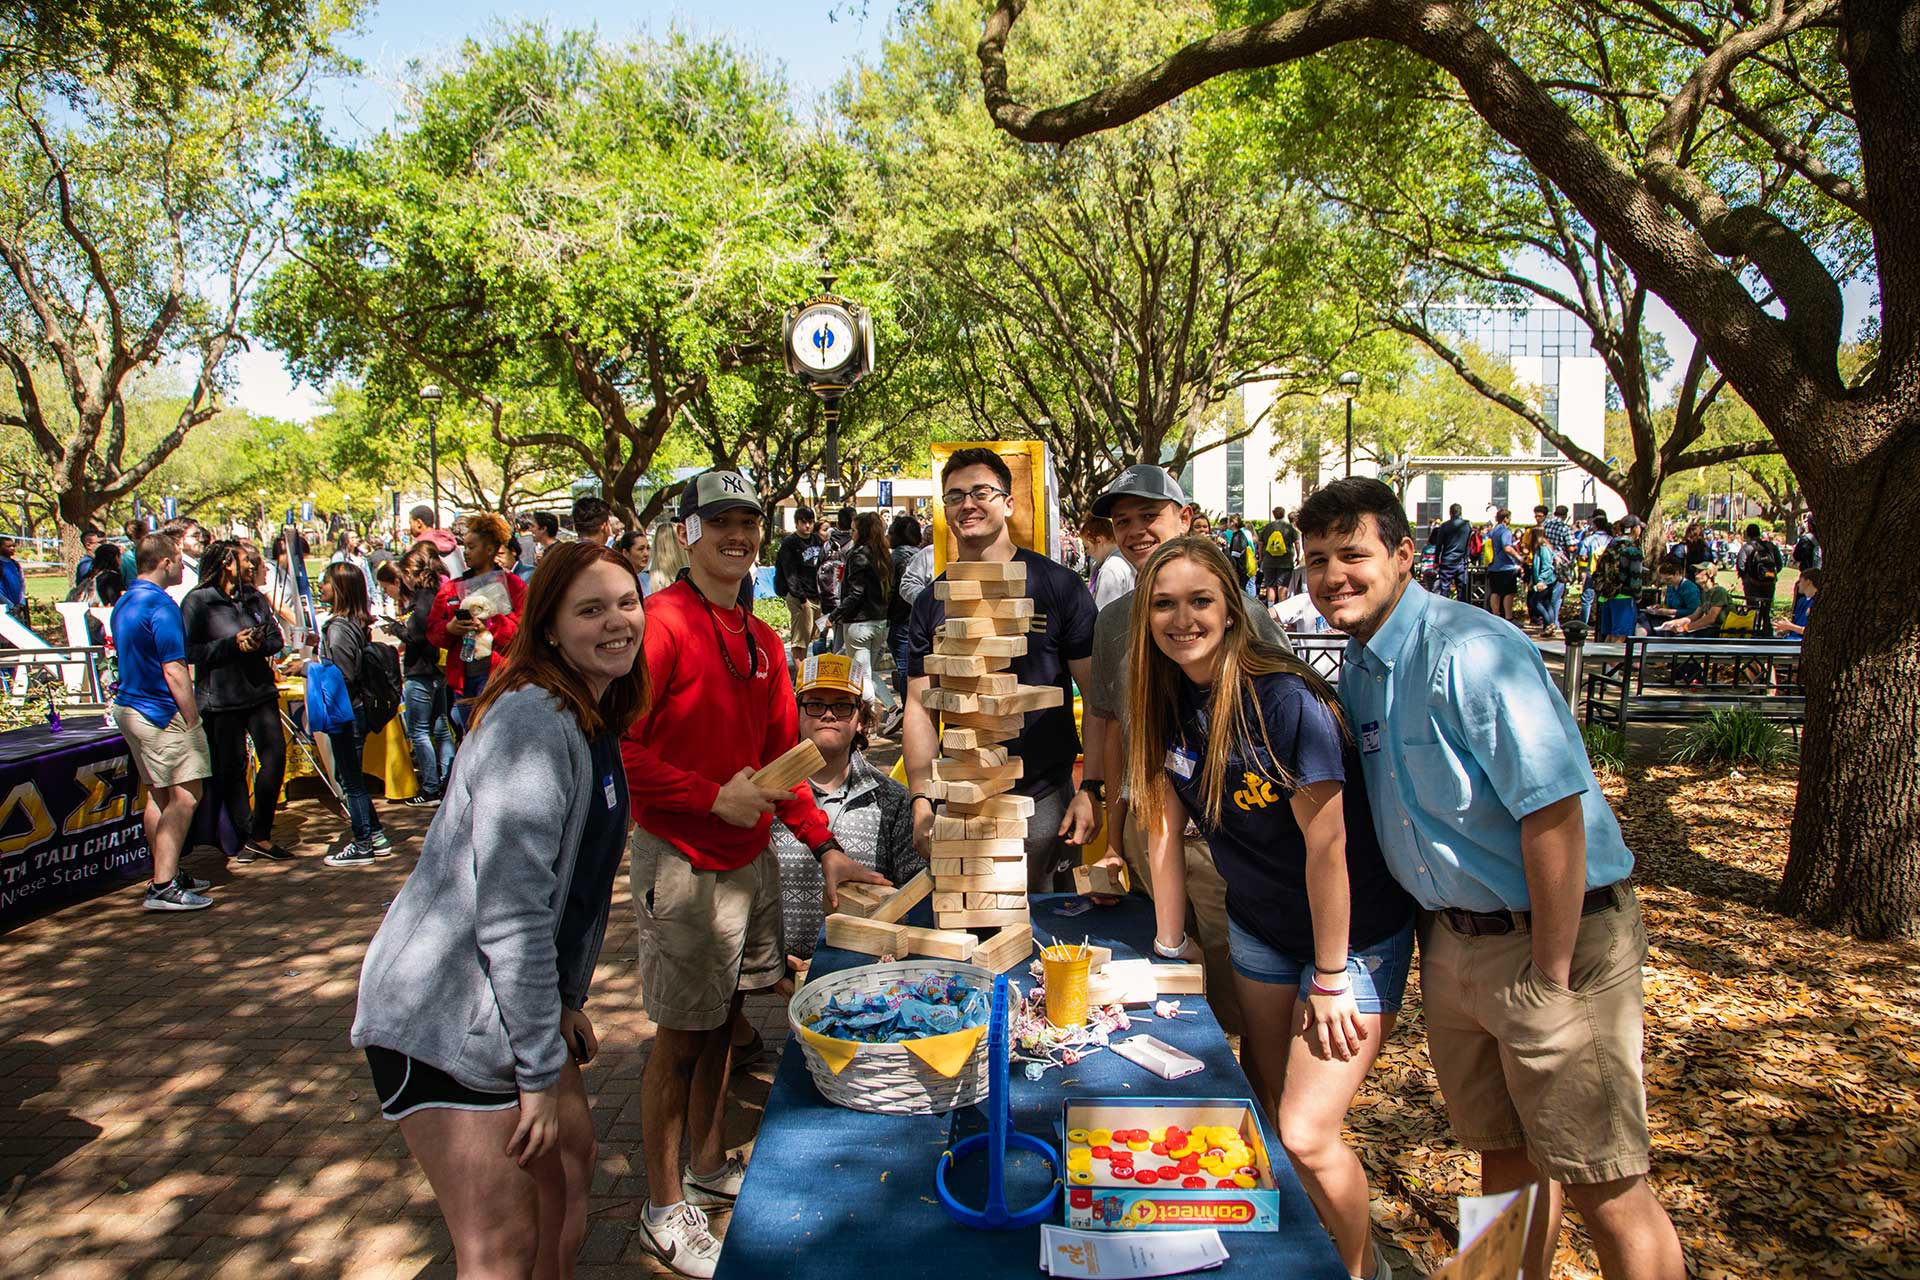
[
  {"x1": 867, "y1": 869, "x2": 931, "y2": 924},
  {"x1": 944, "y1": 560, "x2": 1028, "y2": 582},
  {"x1": 752, "y1": 739, "x2": 825, "y2": 793},
  {"x1": 1072, "y1": 863, "x2": 1130, "y2": 897},
  {"x1": 972, "y1": 924, "x2": 1034, "y2": 974},
  {"x1": 824, "y1": 914, "x2": 906, "y2": 957}
]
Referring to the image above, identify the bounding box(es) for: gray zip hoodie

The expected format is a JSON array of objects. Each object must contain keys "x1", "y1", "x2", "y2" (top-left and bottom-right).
[{"x1": 350, "y1": 684, "x2": 599, "y2": 1093}]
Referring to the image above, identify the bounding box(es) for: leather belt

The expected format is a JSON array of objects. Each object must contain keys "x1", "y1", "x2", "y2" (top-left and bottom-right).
[{"x1": 1436, "y1": 883, "x2": 1622, "y2": 937}]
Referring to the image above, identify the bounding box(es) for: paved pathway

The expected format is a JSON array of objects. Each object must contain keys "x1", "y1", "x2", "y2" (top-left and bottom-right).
[{"x1": 0, "y1": 797, "x2": 786, "y2": 1279}]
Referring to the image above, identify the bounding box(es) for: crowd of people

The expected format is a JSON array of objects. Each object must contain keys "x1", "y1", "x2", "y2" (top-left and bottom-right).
[{"x1": 77, "y1": 458, "x2": 1746, "y2": 1279}]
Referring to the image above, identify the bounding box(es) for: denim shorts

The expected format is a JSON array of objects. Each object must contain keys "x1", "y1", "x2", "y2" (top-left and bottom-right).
[{"x1": 1225, "y1": 917, "x2": 1416, "y2": 1014}]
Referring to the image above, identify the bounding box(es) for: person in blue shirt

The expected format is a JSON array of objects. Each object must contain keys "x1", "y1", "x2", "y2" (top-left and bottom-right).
[
  {"x1": 1123, "y1": 536, "x2": 1411, "y2": 1280},
  {"x1": 109, "y1": 533, "x2": 216, "y2": 912},
  {"x1": 1780, "y1": 567, "x2": 1820, "y2": 637},
  {"x1": 1486, "y1": 508, "x2": 1522, "y2": 624},
  {"x1": 0, "y1": 536, "x2": 26, "y2": 618},
  {"x1": 1296, "y1": 478, "x2": 1683, "y2": 1280}
]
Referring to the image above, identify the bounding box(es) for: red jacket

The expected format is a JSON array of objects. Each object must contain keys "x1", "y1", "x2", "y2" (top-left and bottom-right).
[
  {"x1": 426, "y1": 569, "x2": 527, "y2": 694},
  {"x1": 622, "y1": 579, "x2": 830, "y2": 871}
]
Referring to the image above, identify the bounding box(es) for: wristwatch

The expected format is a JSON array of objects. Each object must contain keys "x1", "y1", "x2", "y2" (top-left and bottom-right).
[
  {"x1": 1078, "y1": 779, "x2": 1106, "y2": 801},
  {"x1": 810, "y1": 838, "x2": 843, "y2": 864}
]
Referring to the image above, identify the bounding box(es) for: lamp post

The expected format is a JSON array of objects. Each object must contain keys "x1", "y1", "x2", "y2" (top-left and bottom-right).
[
  {"x1": 1337, "y1": 371, "x2": 1363, "y2": 478},
  {"x1": 784, "y1": 259, "x2": 875, "y2": 504},
  {"x1": 420, "y1": 384, "x2": 445, "y2": 526}
]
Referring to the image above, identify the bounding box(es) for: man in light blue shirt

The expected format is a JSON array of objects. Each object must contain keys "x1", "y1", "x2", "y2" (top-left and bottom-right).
[{"x1": 1298, "y1": 478, "x2": 1682, "y2": 1280}]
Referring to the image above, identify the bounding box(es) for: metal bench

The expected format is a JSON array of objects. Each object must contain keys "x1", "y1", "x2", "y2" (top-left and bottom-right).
[{"x1": 1579, "y1": 634, "x2": 1804, "y2": 730}]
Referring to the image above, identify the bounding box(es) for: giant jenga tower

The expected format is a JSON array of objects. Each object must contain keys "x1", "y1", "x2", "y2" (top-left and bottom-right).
[{"x1": 920, "y1": 559, "x2": 1060, "y2": 974}]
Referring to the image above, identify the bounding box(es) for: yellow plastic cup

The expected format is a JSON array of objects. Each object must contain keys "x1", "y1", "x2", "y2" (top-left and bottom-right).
[{"x1": 1043, "y1": 947, "x2": 1092, "y2": 1028}]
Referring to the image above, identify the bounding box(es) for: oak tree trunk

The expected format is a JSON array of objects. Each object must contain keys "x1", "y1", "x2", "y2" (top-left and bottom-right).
[{"x1": 1777, "y1": 435, "x2": 1920, "y2": 939}]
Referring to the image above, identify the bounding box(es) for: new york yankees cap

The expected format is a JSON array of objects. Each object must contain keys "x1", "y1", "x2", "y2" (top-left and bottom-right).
[{"x1": 678, "y1": 470, "x2": 763, "y2": 522}]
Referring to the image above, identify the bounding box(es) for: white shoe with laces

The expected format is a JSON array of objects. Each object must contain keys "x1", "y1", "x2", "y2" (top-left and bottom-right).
[
  {"x1": 684, "y1": 1152, "x2": 747, "y2": 1206},
  {"x1": 638, "y1": 1199, "x2": 722, "y2": 1278}
]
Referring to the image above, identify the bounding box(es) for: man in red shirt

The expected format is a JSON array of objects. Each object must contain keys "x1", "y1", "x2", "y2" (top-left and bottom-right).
[{"x1": 623, "y1": 471, "x2": 880, "y2": 1276}]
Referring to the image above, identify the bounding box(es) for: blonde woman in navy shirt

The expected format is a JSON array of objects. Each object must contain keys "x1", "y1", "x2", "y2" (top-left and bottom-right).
[{"x1": 1124, "y1": 537, "x2": 1412, "y2": 1280}]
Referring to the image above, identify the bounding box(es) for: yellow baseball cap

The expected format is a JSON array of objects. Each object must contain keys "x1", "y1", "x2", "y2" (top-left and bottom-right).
[{"x1": 797, "y1": 653, "x2": 868, "y2": 698}]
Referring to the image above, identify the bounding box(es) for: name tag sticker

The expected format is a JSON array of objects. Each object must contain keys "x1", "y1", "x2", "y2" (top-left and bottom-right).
[
  {"x1": 602, "y1": 773, "x2": 618, "y2": 809},
  {"x1": 1164, "y1": 747, "x2": 1197, "y2": 779},
  {"x1": 1360, "y1": 721, "x2": 1382, "y2": 755}
]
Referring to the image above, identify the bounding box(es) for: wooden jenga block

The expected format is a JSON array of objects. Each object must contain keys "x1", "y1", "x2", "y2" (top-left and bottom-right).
[
  {"x1": 924, "y1": 653, "x2": 1014, "y2": 678},
  {"x1": 834, "y1": 882, "x2": 893, "y2": 918},
  {"x1": 938, "y1": 709, "x2": 1027, "y2": 733},
  {"x1": 899, "y1": 925, "x2": 978, "y2": 961},
  {"x1": 1073, "y1": 863, "x2": 1130, "y2": 897},
  {"x1": 978, "y1": 686, "x2": 1064, "y2": 716},
  {"x1": 928, "y1": 837, "x2": 1025, "y2": 858},
  {"x1": 937, "y1": 672, "x2": 1019, "y2": 696},
  {"x1": 931, "y1": 892, "x2": 965, "y2": 913},
  {"x1": 943, "y1": 597, "x2": 1035, "y2": 620},
  {"x1": 936, "y1": 776, "x2": 1017, "y2": 805},
  {"x1": 752, "y1": 740, "x2": 825, "y2": 792},
  {"x1": 824, "y1": 914, "x2": 906, "y2": 957},
  {"x1": 930, "y1": 857, "x2": 1011, "y2": 877},
  {"x1": 973, "y1": 924, "x2": 1034, "y2": 974},
  {"x1": 933, "y1": 634, "x2": 1029, "y2": 658},
  {"x1": 944, "y1": 793, "x2": 1037, "y2": 819},
  {"x1": 940, "y1": 718, "x2": 1021, "y2": 746},
  {"x1": 920, "y1": 686, "x2": 980, "y2": 714},
  {"x1": 932, "y1": 813, "x2": 1029, "y2": 841},
  {"x1": 936, "y1": 616, "x2": 1001, "y2": 639},
  {"x1": 932, "y1": 758, "x2": 1023, "y2": 783},
  {"x1": 936, "y1": 864, "x2": 1029, "y2": 893},
  {"x1": 941, "y1": 745, "x2": 1010, "y2": 768},
  {"x1": 934, "y1": 578, "x2": 1027, "y2": 601},
  {"x1": 933, "y1": 906, "x2": 1031, "y2": 929},
  {"x1": 944, "y1": 561, "x2": 1028, "y2": 581},
  {"x1": 1085, "y1": 960, "x2": 1207, "y2": 1005},
  {"x1": 867, "y1": 870, "x2": 931, "y2": 924},
  {"x1": 964, "y1": 892, "x2": 1026, "y2": 910}
]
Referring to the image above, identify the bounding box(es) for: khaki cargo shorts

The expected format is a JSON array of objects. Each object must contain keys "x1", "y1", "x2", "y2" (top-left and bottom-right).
[
  {"x1": 1417, "y1": 885, "x2": 1653, "y2": 1185},
  {"x1": 629, "y1": 828, "x2": 785, "y2": 1032},
  {"x1": 112, "y1": 706, "x2": 212, "y2": 789}
]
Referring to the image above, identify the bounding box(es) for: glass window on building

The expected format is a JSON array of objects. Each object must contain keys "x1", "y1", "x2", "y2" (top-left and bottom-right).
[
  {"x1": 1540, "y1": 470, "x2": 1557, "y2": 511},
  {"x1": 1416, "y1": 471, "x2": 1444, "y2": 525},
  {"x1": 1226, "y1": 437, "x2": 1245, "y2": 518},
  {"x1": 1492, "y1": 472, "x2": 1510, "y2": 510}
]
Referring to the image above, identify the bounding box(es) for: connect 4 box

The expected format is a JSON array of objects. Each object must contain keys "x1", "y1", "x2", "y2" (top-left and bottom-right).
[{"x1": 1059, "y1": 1098, "x2": 1280, "y2": 1233}]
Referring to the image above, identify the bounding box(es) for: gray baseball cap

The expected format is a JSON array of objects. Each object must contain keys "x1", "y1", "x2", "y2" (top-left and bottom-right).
[
  {"x1": 1090, "y1": 465, "x2": 1191, "y2": 518},
  {"x1": 678, "y1": 470, "x2": 762, "y2": 521}
]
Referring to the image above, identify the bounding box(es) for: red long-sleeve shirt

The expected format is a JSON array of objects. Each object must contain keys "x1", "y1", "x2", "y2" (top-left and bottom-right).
[
  {"x1": 622, "y1": 578, "x2": 830, "y2": 871},
  {"x1": 426, "y1": 570, "x2": 527, "y2": 694}
]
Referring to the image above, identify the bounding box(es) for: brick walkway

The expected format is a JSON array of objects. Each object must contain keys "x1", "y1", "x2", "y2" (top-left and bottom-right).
[{"x1": 0, "y1": 796, "x2": 788, "y2": 1279}]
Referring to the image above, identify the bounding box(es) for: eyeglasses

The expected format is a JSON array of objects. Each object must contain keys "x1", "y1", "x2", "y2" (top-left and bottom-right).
[
  {"x1": 799, "y1": 699, "x2": 859, "y2": 720},
  {"x1": 942, "y1": 484, "x2": 1010, "y2": 507}
]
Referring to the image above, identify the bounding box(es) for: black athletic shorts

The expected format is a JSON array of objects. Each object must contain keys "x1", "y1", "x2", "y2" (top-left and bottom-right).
[
  {"x1": 1488, "y1": 568, "x2": 1520, "y2": 595},
  {"x1": 366, "y1": 1045, "x2": 517, "y2": 1121}
]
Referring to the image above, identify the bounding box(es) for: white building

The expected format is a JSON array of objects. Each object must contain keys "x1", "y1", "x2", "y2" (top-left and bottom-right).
[{"x1": 1182, "y1": 304, "x2": 1629, "y2": 527}]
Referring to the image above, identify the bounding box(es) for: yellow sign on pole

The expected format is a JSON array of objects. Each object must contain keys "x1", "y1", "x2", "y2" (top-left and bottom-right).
[{"x1": 929, "y1": 441, "x2": 1059, "y2": 576}]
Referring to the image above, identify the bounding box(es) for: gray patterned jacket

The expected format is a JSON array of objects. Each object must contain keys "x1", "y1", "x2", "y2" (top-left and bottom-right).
[{"x1": 769, "y1": 750, "x2": 922, "y2": 958}]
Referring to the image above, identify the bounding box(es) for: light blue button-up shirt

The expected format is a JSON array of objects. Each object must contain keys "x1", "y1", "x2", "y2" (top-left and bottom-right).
[{"x1": 1339, "y1": 582, "x2": 1634, "y2": 912}]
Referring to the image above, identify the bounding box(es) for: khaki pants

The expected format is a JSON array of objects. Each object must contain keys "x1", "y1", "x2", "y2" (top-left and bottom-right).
[
  {"x1": 786, "y1": 595, "x2": 820, "y2": 656},
  {"x1": 1116, "y1": 811, "x2": 1245, "y2": 1035}
]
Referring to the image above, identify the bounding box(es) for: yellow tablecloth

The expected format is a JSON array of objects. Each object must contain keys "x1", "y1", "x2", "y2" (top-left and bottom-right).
[{"x1": 278, "y1": 678, "x2": 422, "y2": 801}]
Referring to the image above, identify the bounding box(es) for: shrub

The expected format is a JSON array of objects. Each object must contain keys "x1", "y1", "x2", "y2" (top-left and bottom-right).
[
  {"x1": 1583, "y1": 724, "x2": 1627, "y2": 776},
  {"x1": 1666, "y1": 707, "x2": 1798, "y2": 767}
]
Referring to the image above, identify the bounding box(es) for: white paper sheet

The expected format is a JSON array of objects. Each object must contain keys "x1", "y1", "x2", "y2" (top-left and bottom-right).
[{"x1": 1038, "y1": 1225, "x2": 1229, "y2": 1278}]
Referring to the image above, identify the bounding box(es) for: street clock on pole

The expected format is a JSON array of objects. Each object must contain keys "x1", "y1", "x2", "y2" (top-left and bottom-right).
[{"x1": 783, "y1": 264, "x2": 877, "y2": 502}]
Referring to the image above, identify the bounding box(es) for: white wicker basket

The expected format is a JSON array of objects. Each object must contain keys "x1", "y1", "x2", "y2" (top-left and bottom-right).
[{"x1": 789, "y1": 959, "x2": 995, "y2": 1115}]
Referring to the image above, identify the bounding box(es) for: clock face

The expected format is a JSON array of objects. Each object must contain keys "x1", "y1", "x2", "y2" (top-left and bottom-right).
[{"x1": 791, "y1": 305, "x2": 856, "y2": 373}]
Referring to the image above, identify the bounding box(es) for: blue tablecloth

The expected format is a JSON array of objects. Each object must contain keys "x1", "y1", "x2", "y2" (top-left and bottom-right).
[{"x1": 713, "y1": 894, "x2": 1345, "y2": 1279}]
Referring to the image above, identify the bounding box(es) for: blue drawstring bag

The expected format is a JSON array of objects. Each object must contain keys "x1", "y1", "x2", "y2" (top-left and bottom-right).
[{"x1": 304, "y1": 640, "x2": 356, "y2": 735}]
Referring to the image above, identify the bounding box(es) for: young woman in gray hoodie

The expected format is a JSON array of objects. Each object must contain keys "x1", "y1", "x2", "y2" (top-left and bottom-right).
[{"x1": 352, "y1": 540, "x2": 649, "y2": 1277}]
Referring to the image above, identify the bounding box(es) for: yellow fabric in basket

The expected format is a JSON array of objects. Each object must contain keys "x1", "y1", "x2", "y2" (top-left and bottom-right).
[
  {"x1": 902, "y1": 1024, "x2": 987, "y2": 1078},
  {"x1": 799, "y1": 1028, "x2": 861, "y2": 1075}
]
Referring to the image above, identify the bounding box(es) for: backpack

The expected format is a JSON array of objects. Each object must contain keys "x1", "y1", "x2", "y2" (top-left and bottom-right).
[
  {"x1": 816, "y1": 545, "x2": 847, "y2": 611},
  {"x1": 1467, "y1": 527, "x2": 1485, "y2": 559},
  {"x1": 323, "y1": 617, "x2": 403, "y2": 733},
  {"x1": 1614, "y1": 540, "x2": 1647, "y2": 595},
  {"x1": 1263, "y1": 526, "x2": 1289, "y2": 559}
]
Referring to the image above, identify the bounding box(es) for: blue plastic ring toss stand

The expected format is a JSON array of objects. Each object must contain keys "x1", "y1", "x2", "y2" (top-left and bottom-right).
[{"x1": 934, "y1": 974, "x2": 1061, "y2": 1229}]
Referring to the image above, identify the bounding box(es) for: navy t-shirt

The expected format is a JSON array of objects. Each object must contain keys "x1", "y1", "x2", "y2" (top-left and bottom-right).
[
  {"x1": 1164, "y1": 671, "x2": 1413, "y2": 959},
  {"x1": 907, "y1": 547, "x2": 1097, "y2": 797},
  {"x1": 557, "y1": 733, "x2": 630, "y2": 1004}
]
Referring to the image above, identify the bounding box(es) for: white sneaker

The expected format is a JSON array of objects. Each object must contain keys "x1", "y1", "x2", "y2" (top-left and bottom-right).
[
  {"x1": 638, "y1": 1200, "x2": 722, "y2": 1278},
  {"x1": 684, "y1": 1153, "x2": 747, "y2": 1206}
]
